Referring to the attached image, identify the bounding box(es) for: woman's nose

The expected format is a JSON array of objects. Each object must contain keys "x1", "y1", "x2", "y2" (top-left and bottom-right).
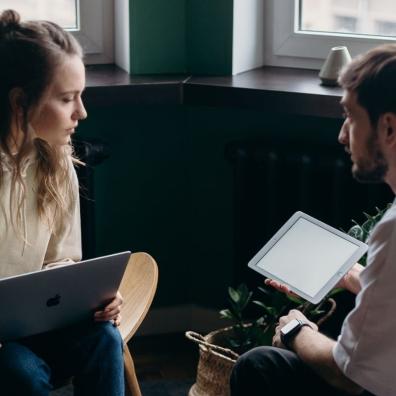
[
  {"x1": 73, "y1": 98, "x2": 87, "y2": 121},
  {"x1": 78, "y1": 103, "x2": 87, "y2": 120}
]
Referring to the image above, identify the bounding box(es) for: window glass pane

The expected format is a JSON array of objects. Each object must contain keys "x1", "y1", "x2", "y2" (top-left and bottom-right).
[
  {"x1": 300, "y1": 0, "x2": 396, "y2": 38},
  {"x1": 0, "y1": 0, "x2": 78, "y2": 30}
]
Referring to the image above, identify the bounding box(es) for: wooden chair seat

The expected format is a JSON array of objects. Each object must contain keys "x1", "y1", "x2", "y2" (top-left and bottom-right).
[
  {"x1": 119, "y1": 252, "x2": 159, "y2": 395},
  {"x1": 50, "y1": 252, "x2": 159, "y2": 396}
]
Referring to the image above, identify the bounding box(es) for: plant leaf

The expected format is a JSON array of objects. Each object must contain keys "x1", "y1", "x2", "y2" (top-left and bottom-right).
[
  {"x1": 328, "y1": 287, "x2": 344, "y2": 297},
  {"x1": 252, "y1": 300, "x2": 278, "y2": 317},
  {"x1": 219, "y1": 309, "x2": 234, "y2": 320},
  {"x1": 286, "y1": 293, "x2": 304, "y2": 304},
  {"x1": 238, "y1": 291, "x2": 253, "y2": 311},
  {"x1": 228, "y1": 287, "x2": 240, "y2": 303}
]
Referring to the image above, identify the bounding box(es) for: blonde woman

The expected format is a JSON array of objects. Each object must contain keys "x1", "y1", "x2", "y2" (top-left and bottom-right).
[{"x1": 0, "y1": 9, "x2": 124, "y2": 396}]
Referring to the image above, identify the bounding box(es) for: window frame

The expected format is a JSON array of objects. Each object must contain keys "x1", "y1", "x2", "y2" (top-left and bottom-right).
[
  {"x1": 71, "y1": 0, "x2": 114, "y2": 64},
  {"x1": 272, "y1": 0, "x2": 396, "y2": 63}
]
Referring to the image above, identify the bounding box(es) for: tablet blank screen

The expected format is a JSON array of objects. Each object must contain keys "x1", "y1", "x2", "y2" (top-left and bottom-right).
[{"x1": 256, "y1": 218, "x2": 359, "y2": 297}]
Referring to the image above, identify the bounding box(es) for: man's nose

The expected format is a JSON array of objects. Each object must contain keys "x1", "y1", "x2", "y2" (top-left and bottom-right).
[{"x1": 338, "y1": 120, "x2": 349, "y2": 145}]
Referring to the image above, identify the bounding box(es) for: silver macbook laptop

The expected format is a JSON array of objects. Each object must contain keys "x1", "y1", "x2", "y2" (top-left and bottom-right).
[{"x1": 0, "y1": 251, "x2": 131, "y2": 341}]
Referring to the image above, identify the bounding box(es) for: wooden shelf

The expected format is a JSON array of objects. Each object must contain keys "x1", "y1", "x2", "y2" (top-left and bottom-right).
[{"x1": 84, "y1": 64, "x2": 343, "y2": 118}]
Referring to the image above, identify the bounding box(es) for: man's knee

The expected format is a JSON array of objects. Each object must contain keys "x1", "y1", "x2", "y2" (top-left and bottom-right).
[
  {"x1": 231, "y1": 346, "x2": 299, "y2": 395},
  {"x1": 233, "y1": 346, "x2": 278, "y2": 379}
]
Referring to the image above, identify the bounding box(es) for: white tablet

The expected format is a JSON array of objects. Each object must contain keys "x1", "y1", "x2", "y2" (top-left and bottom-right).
[{"x1": 248, "y1": 211, "x2": 368, "y2": 304}]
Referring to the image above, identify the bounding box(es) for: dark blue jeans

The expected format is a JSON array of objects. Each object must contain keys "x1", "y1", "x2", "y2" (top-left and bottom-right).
[
  {"x1": 230, "y1": 346, "x2": 374, "y2": 396},
  {"x1": 0, "y1": 321, "x2": 124, "y2": 396}
]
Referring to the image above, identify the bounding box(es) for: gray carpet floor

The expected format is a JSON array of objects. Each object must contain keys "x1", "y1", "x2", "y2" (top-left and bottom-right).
[
  {"x1": 141, "y1": 379, "x2": 194, "y2": 396},
  {"x1": 50, "y1": 379, "x2": 194, "y2": 396}
]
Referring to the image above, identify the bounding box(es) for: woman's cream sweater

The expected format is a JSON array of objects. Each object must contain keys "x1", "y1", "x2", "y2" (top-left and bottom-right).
[{"x1": 0, "y1": 152, "x2": 82, "y2": 279}]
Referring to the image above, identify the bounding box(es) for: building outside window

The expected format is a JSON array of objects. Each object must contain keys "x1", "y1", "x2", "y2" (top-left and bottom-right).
[
  {"x1": 0, "y1": 0, "x2": 78, "y2": 31},
  {"x1": 375, "y1": 20, "x2": 396, "y2": 37},
  {"x1": 271, "y1": 0, "x2": 396, "y2": 69},
  {"x1": 300, "y1": 0, "x2": 396, "y2": 37}
]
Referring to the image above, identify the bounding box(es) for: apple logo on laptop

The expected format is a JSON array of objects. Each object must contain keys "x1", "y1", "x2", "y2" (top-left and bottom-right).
[{"x1": 46, "y1": 294, "x2": 61, "y2": 307}]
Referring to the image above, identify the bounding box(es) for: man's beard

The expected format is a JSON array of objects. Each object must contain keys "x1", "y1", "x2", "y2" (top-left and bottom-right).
[{"x1": 352, "y1": 133, "x2": 388, "y2": 183}]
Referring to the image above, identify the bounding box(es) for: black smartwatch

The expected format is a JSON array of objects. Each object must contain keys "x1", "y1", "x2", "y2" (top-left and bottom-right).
[{"x1": 280, "y1": 319, "x2": 312, "y2": 349}]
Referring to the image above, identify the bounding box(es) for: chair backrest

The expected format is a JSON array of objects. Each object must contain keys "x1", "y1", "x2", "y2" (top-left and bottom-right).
[{"x1": 118, "y1": 252, "x2": 159, "y2": 343}]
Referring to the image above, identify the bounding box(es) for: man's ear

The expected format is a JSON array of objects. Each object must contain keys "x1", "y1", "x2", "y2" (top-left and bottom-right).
[{"x1": 380, "y1": 113, "x2": 396, "y2": 146}]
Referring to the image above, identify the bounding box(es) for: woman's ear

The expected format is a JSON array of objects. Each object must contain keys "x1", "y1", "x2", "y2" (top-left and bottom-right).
[{"x1": 8, "y1": 87, "x2": 26, "y2": 115}]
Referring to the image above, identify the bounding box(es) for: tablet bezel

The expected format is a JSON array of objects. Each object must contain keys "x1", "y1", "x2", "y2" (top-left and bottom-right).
[{"x1": 247, "y1": 211, "x2": 368, "y2": 304}]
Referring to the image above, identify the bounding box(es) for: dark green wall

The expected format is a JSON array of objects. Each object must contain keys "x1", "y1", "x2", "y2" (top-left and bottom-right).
[
  {"x1": 186, "y1": 0, "x2": 233, "y2": 75},
  {"x1": 78, "y1": 104, "x2": 342, "y2": 308},
  {"x1": 130, "y1": 0, "x2": 186, "y2": 73},
  {"x1": 130, "y1": 0, "x2": 233, "y2": 74}
]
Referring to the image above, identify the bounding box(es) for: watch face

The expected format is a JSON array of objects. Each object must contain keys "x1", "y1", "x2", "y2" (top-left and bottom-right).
[{"x1": 281, "y1": 319, "x2": 301, "y2": 335}]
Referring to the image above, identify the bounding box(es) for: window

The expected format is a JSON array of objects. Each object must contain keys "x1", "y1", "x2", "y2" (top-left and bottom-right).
[
  {"x1": 300, "y1": 0, "x2": 396, "y2": 37},
  {"x1": 333, "y1": 16, "x2": 358, "y2": 34},
  {"x1": 0, "y1": 0, "x2": 114, "y2": 64},
  {"x1": 0, "y1": 0, "x2": 78, "y2": 29},
  {"x1": 376, "y1": 21, "x2": 396, "y2": 37},
  {"x1": 270, "y1": 0, "x2": 396, "y2": 68}
]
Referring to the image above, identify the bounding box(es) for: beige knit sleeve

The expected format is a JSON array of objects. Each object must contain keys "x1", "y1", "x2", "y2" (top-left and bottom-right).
[{"x1": 43, "y1": 157, "x2": 82, "y2": 268}]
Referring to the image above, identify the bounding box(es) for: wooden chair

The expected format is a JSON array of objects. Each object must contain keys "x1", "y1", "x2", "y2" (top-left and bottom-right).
[
  {"x1": 119, "y1": 252, "x2": 159, "y2": 396},
  {"x1": 51, "y1": 252, "x2": 158, "y2": 396}
]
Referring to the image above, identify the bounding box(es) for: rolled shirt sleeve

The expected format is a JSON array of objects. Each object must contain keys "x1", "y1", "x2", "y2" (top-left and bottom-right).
[{"x1": 333, "y1": 205, "x2": 396, "y2": 396}]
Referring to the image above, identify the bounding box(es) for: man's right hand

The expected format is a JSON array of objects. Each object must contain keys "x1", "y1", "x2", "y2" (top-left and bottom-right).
[
  {"x1": 264, "y1": 279, "x2": 299, "y2": 297},
  {"x1": 265, "y1": 262, "x2": 364, "y2": 297}
]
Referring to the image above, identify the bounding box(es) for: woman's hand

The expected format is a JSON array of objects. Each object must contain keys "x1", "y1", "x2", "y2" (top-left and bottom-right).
[{"x1": 94, "y1": 291, "x2": 123, "y2": 327}]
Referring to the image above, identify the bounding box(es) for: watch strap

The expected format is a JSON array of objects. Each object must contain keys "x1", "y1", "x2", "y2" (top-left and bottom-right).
[{"x1": 280, "y1": 320, "x2": 312, "y2": 350}]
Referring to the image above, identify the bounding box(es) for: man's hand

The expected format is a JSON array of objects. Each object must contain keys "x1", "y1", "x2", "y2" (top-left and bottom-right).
[
  {"x1": 272, "y1": 309, "x2": 318, "y2": 349},
  {"x1": 266, "y1": 262, "x2": 364, "y2": 297},
  {"x1": 94, "y1": 291, "x2": 123, "y2": 327},
  {"x1": 264, "y1": 278, "x2": 298, "y2": 297},
  {"x1": 273, "y1": 310, "x2": 363, "y2": 395},
  {"x1": 335, "y1": 263, "x2": 364, "y2": 294}
]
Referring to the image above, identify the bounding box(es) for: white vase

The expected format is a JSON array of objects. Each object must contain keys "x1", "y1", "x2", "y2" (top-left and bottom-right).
[{"x1": 319, "y1": 46, "x2": 352, "y2": 86}]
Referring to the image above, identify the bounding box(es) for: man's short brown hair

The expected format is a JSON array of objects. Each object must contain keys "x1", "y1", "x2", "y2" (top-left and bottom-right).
[{"x1": 338, "y1": 44, "x2": 396, "y2": 126}]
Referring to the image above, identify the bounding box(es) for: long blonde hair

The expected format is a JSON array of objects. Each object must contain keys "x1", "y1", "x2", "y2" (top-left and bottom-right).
[{"x1": 0, "y1": 9, "x2": 83, "y2": 235}]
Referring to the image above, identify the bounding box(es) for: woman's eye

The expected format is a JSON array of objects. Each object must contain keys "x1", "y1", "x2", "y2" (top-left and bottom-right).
[{"x1": 62, "y1": 97, "x2": 73, "y2": 103}]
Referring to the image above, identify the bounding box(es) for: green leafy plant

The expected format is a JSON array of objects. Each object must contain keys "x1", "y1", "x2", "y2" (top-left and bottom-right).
[
  {"x1": 346, "y1": 204, "x2": 391, "y2": 265},
  {"x1": 220, "y1": 282, "x2": 338, "y2": 353},
  {"x1": 220, "y1": 205, "x2": 391, "y2": 353},
  {"x1": 220, "y1": 283, "x2": 293, "y2": 353}
]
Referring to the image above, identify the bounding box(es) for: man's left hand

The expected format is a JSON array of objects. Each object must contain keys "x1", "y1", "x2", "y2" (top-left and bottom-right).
[{"x1": 272, "y1": 309, "x2": 318, "y2": 349}]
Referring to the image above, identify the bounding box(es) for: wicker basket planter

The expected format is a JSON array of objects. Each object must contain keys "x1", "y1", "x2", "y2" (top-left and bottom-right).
[
  {"x1": 186, "y1": 297, "x2": 337, "y2": 396},
  {"x1": 185, "y1": 326, "x2": 240, "y2": 396}
]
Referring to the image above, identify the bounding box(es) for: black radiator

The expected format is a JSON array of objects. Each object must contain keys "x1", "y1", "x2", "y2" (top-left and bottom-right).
[
  {"x1": 226, "y1": 140, "x2": 393, "y2": 285},
  {"x1": 73, "y1": 137, "x2": 109, "y2": 259}
]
